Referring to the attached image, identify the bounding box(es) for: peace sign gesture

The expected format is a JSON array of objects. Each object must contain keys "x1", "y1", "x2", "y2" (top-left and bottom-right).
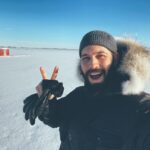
[
  {"x1": 40, "y1": 66, "x2": 59, "y2": 80},
  {"x1": 23, "y1": 66, "x2": 63, "y2": 125},
  {"x1": 36, "y1": 66, "x2": 59, "y2": 98}
]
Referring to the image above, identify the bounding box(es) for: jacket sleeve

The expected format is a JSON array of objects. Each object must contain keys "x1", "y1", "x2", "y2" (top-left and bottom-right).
[
  {"x1": 135, "y1": 113, "x2": 150, "y2": 150},
  {"x1": 38, "y1": 87, "x2": 83, "y2": 128},
  {"x1": 135, "y1": 95, "x2": 150, "y2": 150}
]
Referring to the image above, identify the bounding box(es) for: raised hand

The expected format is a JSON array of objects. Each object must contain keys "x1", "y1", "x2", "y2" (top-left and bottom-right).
[
  {"x1": 40, "y1": 66, "x2": 59, "y2": 80},
  {"x1": 23, "y1": 66, "x2": 64, "y2": 125},
  {"x1": 39, "y1": 66, "x2": 64, "y2": 99},
  {"x1": 36, "y1": 66, "x2": 64, "y2": 123},
  {"x1": 36, "y1": 66, "x2": 59, "y2": 98}
]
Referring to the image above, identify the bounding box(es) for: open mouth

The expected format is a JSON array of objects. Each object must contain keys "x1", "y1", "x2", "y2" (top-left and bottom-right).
[{"x1": 89, "y1": 72, "x2": 103, "y2": 80}]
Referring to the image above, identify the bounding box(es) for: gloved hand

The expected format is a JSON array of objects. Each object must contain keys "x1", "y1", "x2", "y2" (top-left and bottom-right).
[
  {"x1": 36, "y1": 80, "x2": 64, "y2": 118},
  {"x1": 41, "y1": 79, "x2": 64, "y2": 98},
  {"x1": 23, "y1": 80, "x2": 64, "y2": 125}
]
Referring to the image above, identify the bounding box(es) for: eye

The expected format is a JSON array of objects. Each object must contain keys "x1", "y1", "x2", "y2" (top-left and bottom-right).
[
  {"x1": 97, "y1": 54, "x2": 106, "y2": 60},
  {"x1": 81, "y1": 56, "x2": 90, "y2": 63}
]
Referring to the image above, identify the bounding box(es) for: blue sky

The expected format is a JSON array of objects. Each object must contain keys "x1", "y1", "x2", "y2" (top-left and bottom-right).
[{"x1": 0, "y1": 0, "x2": 150, "y2": 48}]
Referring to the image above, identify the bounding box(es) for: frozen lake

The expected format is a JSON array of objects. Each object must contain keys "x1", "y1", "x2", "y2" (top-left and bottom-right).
[{"x1": 0, "y1": 48, "x2": 82, "y2": 150}]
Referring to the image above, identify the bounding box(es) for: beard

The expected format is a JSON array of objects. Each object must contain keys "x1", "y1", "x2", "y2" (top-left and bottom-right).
[
  {"x1": 79, "y1": 62, "x2": 117, "y2": 94},
  {"x1": 81, "y1": 68, "x2": 107, "y2": 93},
  {"x1": 81, "y1": 68, "x2": 107, "y2": 86}
]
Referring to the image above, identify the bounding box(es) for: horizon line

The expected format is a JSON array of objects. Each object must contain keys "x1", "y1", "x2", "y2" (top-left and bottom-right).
[{"x1": 0, "y1": 45, "x2": 78, "y2": 50}]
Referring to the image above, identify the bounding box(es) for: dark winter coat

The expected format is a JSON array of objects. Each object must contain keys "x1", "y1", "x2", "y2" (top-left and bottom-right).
[
  {"x1": 38, "y1": 87, "x2": 150, "y2": 150},
  {"x1": 38, "y1": 39, "x2": 150, "y2": 150}
]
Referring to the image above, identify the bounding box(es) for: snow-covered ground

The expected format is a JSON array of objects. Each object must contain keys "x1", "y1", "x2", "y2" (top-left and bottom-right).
[
  {"x1": 0, "y1": 48, "x2": 150, "y2": 150},
  {"x1": 0, "y1": 48, "x2": 82, "y2": 150}
]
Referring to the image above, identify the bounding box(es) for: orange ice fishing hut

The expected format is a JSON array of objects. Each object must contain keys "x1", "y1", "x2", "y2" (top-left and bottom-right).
[{"x1": 0, "y1": 48, "x2": 10, "y2": 56}]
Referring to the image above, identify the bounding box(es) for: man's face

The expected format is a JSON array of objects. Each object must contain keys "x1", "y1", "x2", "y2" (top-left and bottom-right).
[{"x1": 80, "y1": 45, "x2": 113, "y2": 85}]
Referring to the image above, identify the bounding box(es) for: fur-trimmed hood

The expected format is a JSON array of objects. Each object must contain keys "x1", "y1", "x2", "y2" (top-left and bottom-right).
[
  {"x1": 77, "y1": 39, "x2": 150, "y2": 96},
  {"x1": 117, "y1": 39, "x2": 150, "y2": 95}
]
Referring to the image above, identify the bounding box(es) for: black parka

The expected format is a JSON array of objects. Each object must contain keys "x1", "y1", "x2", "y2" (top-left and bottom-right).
[{"x1": 38, "y1": 86, "x2": 150, "y2": 150}]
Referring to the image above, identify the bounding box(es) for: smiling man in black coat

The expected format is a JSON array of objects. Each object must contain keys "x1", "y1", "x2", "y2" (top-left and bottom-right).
[{"x1": 23, "y1": 30, "x2": 150, "y2": 150}]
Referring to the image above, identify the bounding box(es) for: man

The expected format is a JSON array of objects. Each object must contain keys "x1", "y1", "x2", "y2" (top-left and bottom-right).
[{"x1": 23, "y1": 30, "x2": 150, "y2": 150}]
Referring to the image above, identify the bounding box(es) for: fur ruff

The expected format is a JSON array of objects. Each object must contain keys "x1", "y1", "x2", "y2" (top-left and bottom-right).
[{"x1": 117, "y1": 39, "x2": 150, "y2": 95}]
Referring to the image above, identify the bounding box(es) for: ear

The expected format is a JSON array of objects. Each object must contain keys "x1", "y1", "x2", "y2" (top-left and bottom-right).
[{"x1": 76, "y1": 61, "x2": 85, "y2": 82}]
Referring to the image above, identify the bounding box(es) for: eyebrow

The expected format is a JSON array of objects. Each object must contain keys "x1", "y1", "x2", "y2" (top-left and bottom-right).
[
  {"x1": 81, "y1": 51, "x2": 107, "y2": 57},
  {"x1": 81, "y1": 54, "x2": 89, "y2": 57}
]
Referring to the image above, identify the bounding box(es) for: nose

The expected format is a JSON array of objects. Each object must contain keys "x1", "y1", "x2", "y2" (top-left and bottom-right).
[{"x1": 90, "y1": 56, "x2": 100, "y2": 69}]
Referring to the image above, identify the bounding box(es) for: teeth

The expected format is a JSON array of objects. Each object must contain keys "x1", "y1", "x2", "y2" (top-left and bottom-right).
[{"x1": 90, "y1": 72, "x2": 100, "y2": 76}]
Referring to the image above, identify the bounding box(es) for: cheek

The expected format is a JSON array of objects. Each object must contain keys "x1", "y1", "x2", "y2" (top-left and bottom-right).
[
  {"x1": 80, "y1": 63, "x2": 88, "y2": 74},
  {"x1": 101, "y1": 59, "x2": 113, "y2": 70}
]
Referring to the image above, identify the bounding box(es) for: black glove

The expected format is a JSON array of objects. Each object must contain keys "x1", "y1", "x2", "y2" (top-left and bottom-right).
[
  {"x1": 23, "y1": 80, "x2": 64, "y2": 125},
  {"x1": 23, "y1": 93, "x2": 39, "y2": 125},
  {"x1": 41, "y1": 80, "x2": 64, "y2": 97}
]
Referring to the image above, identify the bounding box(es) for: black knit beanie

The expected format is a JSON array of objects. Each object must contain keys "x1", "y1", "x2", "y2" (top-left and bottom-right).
[{"x1": 79, "y1": 30, "x2": 117, "y2": 57}]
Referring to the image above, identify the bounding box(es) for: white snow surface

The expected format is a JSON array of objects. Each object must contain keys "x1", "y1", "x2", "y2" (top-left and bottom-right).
[
  {"x1": 0, "y1": 48, "x2": 82, "y2": 150},
  {"x1": 0, "y1": 48, "x2": 150, "y2": 150}
]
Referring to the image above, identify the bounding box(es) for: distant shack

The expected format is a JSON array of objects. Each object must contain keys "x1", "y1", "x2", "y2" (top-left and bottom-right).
[{"x1": 0, "y1": 48, "x2": 10, "y2": 56}]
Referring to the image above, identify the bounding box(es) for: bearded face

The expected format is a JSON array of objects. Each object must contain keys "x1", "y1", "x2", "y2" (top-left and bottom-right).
[{"x1": 79, "y1": 45, "x2": 114, "y2": 86}]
